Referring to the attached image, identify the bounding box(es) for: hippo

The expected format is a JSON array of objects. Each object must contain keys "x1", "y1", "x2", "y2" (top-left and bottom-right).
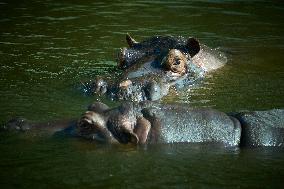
[
  {"x1": 77, "y1": 101, "x2": 242, "y2": 146},
  {"x1": 234, "y1": 109, "x2": 284, "y2": 147},
  {"x1": 2, "y1": 102, "x2": 241, "y2": 146},
  {"x1": 85, "y1": 34, "x2": 227, "y2": 102},
  {"x1": 4, "y1": 102, "x2": 282, "y2": 147}
]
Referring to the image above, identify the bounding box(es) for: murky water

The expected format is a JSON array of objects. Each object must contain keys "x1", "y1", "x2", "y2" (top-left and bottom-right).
[{"x1": 1, "y1": 0, "x2": 284, "y2": 188}]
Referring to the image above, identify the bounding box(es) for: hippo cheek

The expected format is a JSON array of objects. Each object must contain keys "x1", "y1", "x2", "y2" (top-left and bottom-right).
[
  {"x1": 117, "y1": 47, "x2": 147, "y2": 69},
  {"x1": 134, "y1": 117, "x2": 151, "y2": 144},
  {"x1": 107, "y1": 114, "x2": 138, "y2": 144}
]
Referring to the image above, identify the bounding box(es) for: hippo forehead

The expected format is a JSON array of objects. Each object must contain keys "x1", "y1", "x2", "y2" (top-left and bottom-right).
[
  {"x1": 118, "y1": 35, "x2": 201, "y2": 72},
  {"x1": 134, "y1": 36, "x2": 189, "y2": 52},
  {"x1": 166, "y1": 49, "x2": 188, "y2": 61}
]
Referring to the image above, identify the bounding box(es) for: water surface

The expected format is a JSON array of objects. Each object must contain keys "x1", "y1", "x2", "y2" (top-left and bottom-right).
[{"x1": 0, "y1": 0, "x2": 284, "y2": 188}]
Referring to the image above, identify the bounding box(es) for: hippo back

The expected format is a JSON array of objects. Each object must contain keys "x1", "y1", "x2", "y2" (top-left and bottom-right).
[
  {"x1": 235, "y1": 109, "x2": 284, "y2": 147},
  {"x1": 143, "y1": 104, "x2": 241, "y2": 146}
]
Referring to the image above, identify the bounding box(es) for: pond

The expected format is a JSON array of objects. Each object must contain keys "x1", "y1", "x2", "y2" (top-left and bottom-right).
[{"x1": 0, "y1": 0, "x2": 284, "y2": 188}]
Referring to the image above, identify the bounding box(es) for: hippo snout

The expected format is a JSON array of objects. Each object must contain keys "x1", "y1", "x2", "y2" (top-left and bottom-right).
[
  {"x1": 161, "y1": 49, "x2": 187, "y2": 75},
  {"x1": 77, "y1": 111, "x2": 116, "y2": 142},
  {"x1": 3, "y1": 117, "x2": 32, "y2": 131}
]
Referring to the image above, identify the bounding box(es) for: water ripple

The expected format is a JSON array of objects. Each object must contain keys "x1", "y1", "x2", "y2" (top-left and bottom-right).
[{"x1": 37, "y1": 16, "x2": 80, "y2": 21}]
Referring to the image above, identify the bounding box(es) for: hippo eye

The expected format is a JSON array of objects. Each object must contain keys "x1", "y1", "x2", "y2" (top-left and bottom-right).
[
  {"x1": 79, "y1": 119, "x2": 95, "y2": 131},
  {"x1": 80, "y1": 122, "x2": 90, "y2": 130}
]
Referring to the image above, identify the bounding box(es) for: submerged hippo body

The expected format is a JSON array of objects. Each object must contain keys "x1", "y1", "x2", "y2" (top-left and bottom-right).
[
  {"x1": 138, "y1": 103, "x2": 241, "y2": 146},
  {"x1": 78, "y1": 102, "x2": 242, "y2": 146},
  {"x1": 3, "y1": 102, "x2": 240, "y2": 146},
  {"x1": 3, "y1": 102, "x2": 283, "y2": 147},
  {"x1": 87, "y1": 34, "x2": 227, "y2": 102}
]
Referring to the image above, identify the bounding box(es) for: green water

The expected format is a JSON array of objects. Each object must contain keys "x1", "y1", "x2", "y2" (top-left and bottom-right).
[{"x1": 0, "y1": 0, "x2": 284, "y2": 188}]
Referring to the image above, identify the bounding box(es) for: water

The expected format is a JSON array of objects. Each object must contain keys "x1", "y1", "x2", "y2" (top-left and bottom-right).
[
  {"x1": 1, "y1": 133, "x2": 284, "y2": 188},
  {"x1": 0, "y1": 0, "x2": 284, "y2": 188}
]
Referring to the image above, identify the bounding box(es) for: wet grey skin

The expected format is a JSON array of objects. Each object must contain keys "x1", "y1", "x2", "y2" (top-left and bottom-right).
[
  {"x1": 77, "y1": 101, "x2": 242, "y2": 146},
  {"x1": 65, "y1": 102, "x2": 284, "y2": 147},
  {"x1": 86, "y1": 34, "x2": 227, "y2": 102},
  {"x1": 234, "y1": 109, "x2": 284, "y2": 147},
  {"x1": 118, "y1": 34, "x2": 200, "y2": 69},
  {"x1": 5, "y1": 102, "x2": 283, "y2": 147}
]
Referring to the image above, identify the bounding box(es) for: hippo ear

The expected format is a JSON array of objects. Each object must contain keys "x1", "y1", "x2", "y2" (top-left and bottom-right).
[
  {"x1": 126, "y1": 33, "x2": 138, "y2": 47},
  {"x1": 186, "y1": 38, "x2": 200, "y2": 57}
]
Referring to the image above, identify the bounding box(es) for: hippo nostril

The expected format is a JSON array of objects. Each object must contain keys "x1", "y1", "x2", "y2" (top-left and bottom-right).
[
  {"x1": 173, "y1": 59, "x2": 181, "y2": 66},
  {"x1": 119, "y1": 80, "x2": 132, "y2": 89},
  {"x1": 79, "y1": 119, "x2": 91, "y2": 129}
]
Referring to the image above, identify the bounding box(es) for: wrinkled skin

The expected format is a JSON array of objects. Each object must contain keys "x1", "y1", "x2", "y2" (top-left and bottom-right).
[{"x1": 85, "y1": 34, "x2": 227, "y2": 102}]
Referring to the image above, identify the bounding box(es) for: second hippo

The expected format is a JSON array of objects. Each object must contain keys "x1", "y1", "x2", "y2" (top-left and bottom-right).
[
  {"x1": 3, "y1": 102, "x2": 241, "y2": 147},
  {"x1": 86, "y1": 34, "x2": 227, "y2": 102},
  {"x1": 77, "y1": 101, "x2": 241, "y2": 146},
  {"x1": 3, "y1": 102, "x2": 283, "y2": 147}
]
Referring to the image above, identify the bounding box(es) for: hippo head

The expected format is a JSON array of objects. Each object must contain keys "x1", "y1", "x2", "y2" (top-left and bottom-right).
[
  {"x1": 77, "y1": 111, "x2": 114, "y2": 142},
  {"x1": 118, "y1": 34, "x2": 200, "y2": 76},
  {"x1": 77, "y1": 102, "x2": 139, "y2": 144}
]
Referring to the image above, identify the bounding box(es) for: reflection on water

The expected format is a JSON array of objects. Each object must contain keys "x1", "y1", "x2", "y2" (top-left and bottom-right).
[
  {"x1": 0, "y1": 133, "x2": 284, "y2": 188},
  {"x1": 0, "y1": 0, "x2": 284, "y2": 188}
]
